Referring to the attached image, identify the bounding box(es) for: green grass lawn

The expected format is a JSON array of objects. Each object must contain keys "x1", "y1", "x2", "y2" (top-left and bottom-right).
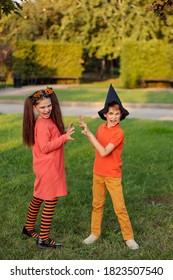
[
  {"x1": 0, "y1": 114, "x2": 173, "y2": 260},
  {"x1": 56, "y1": 87, "x2": 173, "y2": 104},
  {"x1": 1, "y1": 83, "x2": 173, "y2": 104}
]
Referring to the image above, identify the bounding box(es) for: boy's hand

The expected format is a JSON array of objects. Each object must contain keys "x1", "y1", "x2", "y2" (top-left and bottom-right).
[
  {"x1": 78, "y1": 116, "x2": 90, "y2": 136},
  {"x1": 78, "y1": 116, "x2": 86, "y2": 128}
]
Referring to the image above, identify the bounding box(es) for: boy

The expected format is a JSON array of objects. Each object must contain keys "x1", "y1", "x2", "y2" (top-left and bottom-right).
[{"x1": 78, "y1": 84, "x2": 139, "y2": 250}]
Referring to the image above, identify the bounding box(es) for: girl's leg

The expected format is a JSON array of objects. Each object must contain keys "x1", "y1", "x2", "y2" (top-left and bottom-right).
[
  {"x1": 23, "y1": 196, "x2": 43, "y2": 238},
  {"x1": 105, "y1": 177, "x2": 134, "y2": 241},
  {"x1": 39, "y1": 198, "x2": 58, "y2": 244}
]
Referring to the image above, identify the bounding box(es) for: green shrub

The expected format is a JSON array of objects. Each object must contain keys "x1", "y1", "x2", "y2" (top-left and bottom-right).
[
  {"x1": 13, "y1": 41, "x2": 84, "y2": 81},
  {"x1": 13, "y1": 40, "x2": 36, "y2": 80},
  {"x1": 121, "y1": 39, "x2": 173, "y2": 88},
  {"x1": 34, "y1": 41, "x2": 83, "y2": 77}
]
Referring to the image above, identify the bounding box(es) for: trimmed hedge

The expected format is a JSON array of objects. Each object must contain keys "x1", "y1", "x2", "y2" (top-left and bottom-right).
[
  {"x1": 13, "y1": 40, "x2": 83, "y2": 82},
  {"x1": 12, "y1": 40, "x2": 35, "y2": 81},
  {"x1": 120, "y1": 39, "x2": 173, "y2": 88}
]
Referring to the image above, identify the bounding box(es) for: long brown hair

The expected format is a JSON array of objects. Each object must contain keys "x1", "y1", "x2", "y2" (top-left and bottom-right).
[
  {"x1": 22, "y1": 90, "x2": 65, "y2": 147},
  {"x1": 50, "y1": 92, "x2": 65, "y2": 134}
]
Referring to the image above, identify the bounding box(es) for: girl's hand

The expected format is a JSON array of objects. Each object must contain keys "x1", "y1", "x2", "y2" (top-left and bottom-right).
[
  {"x1": 66, "y1": 123, "x2": 73, "y2": 133},
  {"x1": 66, "y1": 123, "x2": 75, "y2": 140}
]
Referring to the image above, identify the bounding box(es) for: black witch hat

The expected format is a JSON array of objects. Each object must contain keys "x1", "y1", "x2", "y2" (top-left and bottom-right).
[{"x1": 98, "y1": 84, "x2": 129, "y2": 121}]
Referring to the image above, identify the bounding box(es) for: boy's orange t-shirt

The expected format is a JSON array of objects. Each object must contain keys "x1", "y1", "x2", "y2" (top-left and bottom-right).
[{"x1": 93, "y1": 123, "x2": 124, "y2": 178}]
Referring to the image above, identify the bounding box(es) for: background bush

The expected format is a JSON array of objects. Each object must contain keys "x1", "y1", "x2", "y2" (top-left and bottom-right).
[
  {"x1": 121, "y1": 39, "x2": 173, "y2": 88},
  {"x1": 13, "y1": 40, "x2": 84, "y2": 81}
]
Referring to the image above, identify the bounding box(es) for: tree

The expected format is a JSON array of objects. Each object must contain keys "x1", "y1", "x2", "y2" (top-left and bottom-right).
[
  {"x1": 0, "y1": 1, "x2": 27, "y2": 77},
  {"x1": 147, "y1": 0, "x2": 173, "y2": 19},
  {"x1": 1, "y1": 0, "x2": 172, "y2": 47},
  {"x1": 0, "y1": 0, "x2": 27, "y2": 19},
  {"x1": 0, "y1": 0, "x2": 173, "y2": 79}
]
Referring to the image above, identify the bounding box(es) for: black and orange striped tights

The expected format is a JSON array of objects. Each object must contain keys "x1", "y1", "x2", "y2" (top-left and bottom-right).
[{"x1": 25, "y1": 196, "x2": 58, "y2": 241}]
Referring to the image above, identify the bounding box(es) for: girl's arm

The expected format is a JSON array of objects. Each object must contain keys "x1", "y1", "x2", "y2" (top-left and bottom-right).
[
  {"x1": 36, "y1": 122, "x2": 75, "y2": 154},
  {"x1": 78, "y1": 116, "x2": 115, "y2": 157}
]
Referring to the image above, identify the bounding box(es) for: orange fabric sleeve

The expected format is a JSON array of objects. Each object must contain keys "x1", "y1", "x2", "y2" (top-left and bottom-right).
[{"x1": 35, "y1": 121, "x2": 68, "y2": 154}]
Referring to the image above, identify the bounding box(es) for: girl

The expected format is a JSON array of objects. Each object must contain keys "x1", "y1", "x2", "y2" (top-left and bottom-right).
[{"x1": 22, "y1": 87, "x2": 75, "y2": 248}]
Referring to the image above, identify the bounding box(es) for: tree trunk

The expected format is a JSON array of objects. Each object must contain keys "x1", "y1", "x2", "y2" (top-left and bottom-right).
[
  {"x1": 110, "y1": 59, "x2": 114, "y2": 76},
  {"x1": 100, "y1": 57, "x2": 106, "y2": 79}
]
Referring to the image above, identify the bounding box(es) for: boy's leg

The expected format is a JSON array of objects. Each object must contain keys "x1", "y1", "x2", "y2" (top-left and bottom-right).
[
  {"x1": 91, "y1": 174, "x2": 106, "y2": 237},
  {"x1": 106, "y1": 177, "x2": 134, "y2": 241}
]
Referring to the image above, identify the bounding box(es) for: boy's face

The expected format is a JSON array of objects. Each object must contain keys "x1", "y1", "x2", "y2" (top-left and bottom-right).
[{"x1": 103, "y1": 105, "x2": 121, "y2": 128}]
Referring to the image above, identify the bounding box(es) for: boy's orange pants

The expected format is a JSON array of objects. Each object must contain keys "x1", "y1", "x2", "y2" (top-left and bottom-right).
[{"x1": 91, "y1": 173, "x2": 134, "y2": 241}]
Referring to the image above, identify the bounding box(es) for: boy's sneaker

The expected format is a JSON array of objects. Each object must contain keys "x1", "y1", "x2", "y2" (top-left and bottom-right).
[
  {"x1": 125, "y1": 239, "x2": 139, "y2": 250},
  {"x1": 82, "y1": 234, "x2": 98, "y2": 244}
]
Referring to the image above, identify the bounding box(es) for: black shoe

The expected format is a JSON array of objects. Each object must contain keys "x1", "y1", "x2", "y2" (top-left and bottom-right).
[
  {"x1": 37, "y1": 237, "x2": 63, "y2": 249},
  {"x1": 22, "y1": 227, "x2": 39, "y2": 239}
]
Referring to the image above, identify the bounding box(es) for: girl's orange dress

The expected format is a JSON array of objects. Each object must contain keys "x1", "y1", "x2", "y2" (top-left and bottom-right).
[{"x1": 32, "y1": 118, "x2": 68, "y2": 200}]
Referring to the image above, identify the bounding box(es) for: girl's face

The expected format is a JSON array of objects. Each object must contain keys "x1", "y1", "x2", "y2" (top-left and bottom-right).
[
  {"x1": 34, "y1": 97, "x2": 52, "y2": 119},
  {"x1": 104, "y1": 105, "x2": 121, "y2": 128}
]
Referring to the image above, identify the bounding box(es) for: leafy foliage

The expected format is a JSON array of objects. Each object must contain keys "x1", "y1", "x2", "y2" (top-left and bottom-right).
[
  {"x1": 13, "y1": 40, "x2": 83, "y2": 80},
  {"x1": 147, "y1": 0, "x2": 173, "y2": 19},
  {"x1": 0, "y1": 0, "x2": 173, "y2": 82},
  {"x1": 1, "y1": 1, "x2": 173, "y2": 52},
  {"x1": 0, "y1": 0, "x2": 26, "y2": 18},
  {"x1": 121, "y1": 39, "x2": 173, "y2": 88}
]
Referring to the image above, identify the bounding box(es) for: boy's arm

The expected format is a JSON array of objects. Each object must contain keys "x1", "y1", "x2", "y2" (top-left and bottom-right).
[
  {"x1": 78, "y1": 116, "x2": 115, "y2": 157},
  {"x1": 87, "y1": 131, "x2": 115, "y2": 157}
]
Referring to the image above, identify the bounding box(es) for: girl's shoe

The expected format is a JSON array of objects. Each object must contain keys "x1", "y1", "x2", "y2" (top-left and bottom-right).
[
  {"x1": 125, "y1": 239, "x2": 139, "y2": 250},
  {"x1": 22, "y1": 227, "x2": 39, "y2": 239},
  {"x1": 37, "y1": 237, "x2": 63, "y2": 248},
  {"x1": 82, "y1": 234, "x2": 98, "y2": 244}
]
